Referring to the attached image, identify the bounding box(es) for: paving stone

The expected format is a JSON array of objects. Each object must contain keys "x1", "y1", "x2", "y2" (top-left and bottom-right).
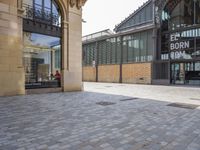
[{"x1": 0, "y1": 83, "x2": 199, "y2": 149}]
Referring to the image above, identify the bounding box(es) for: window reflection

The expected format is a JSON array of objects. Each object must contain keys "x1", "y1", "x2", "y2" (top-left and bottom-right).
[
  {"x1": 44, "y1": 0, "x2": 51, "y2": 9},
  {"x1": 23, "y1": 32, "x2": 61, "y2": 88},
  {"x1": 34, "y1": 0, "x2": 42, "y2": 5},
  {"x1": 162, "y1": 0, "x2": 200, "y2": 31},
  {"x1": 161, "y1": 0, "x2": 200, "y2": 61},
  {"x1": 29, "y1": 0, "x2": 61, "y2": 26}
]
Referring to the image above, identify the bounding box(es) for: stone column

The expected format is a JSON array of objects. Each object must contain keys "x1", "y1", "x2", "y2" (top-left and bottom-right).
[
  {"x1": 0, "y1": 0, "x2": 25, "y2": 96},
  {"x1": 62, "y1": 3, "x2": 83, "y2": 91}
]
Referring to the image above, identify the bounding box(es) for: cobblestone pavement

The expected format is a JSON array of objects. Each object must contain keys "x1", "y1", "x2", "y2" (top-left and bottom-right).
[{"x1": 0, "y1": 83, "x2": 199, "y2": 150}]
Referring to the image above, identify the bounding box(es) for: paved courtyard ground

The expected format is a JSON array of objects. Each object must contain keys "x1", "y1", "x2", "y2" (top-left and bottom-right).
[{"x1": 0, "y1": 82, "x2": 200, "y2": 150}]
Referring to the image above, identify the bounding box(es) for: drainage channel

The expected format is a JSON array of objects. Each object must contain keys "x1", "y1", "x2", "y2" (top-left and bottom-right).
[
  {"x1": 96, "y1": 98, "x2": 138, "y2": 106},
  {"x1": 120, "y1": 98, "x2": 138, "y2": 101},
  {"x1": 167, "y1": 103, "x2": 200, "y2": 110},
  {"x1": 96, "y1": 102, "x2": 116, "y2": 106},
  {"x1": 190, "y1": 98, "x2": 200, "y2": 101}
]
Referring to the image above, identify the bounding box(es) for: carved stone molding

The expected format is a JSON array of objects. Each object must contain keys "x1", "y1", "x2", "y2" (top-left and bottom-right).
[
  {"x1": 17, "y1": 0, "x2": 24, "y2": 16},
  {"x1": 69, "y1": 0, "x2": 87, "y2": 9},
  {"x1": 17, "y1": 0, "x2": 23, "y2": 9},
  {"x1": 76, "y1": 0, "x2": 82, "y2": 9},
  {"x1": 69, "y1": 0, "x2": 76, "y2": 7}
]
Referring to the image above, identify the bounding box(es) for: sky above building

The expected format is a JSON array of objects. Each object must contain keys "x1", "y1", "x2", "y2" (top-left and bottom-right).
[{"x1": 82, "y1": 0, "x2": 148, "y2": 36}]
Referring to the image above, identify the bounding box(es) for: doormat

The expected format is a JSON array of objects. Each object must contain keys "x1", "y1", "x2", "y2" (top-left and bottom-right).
[{"x1": 167, "y1": 103, "x2": 199, "y2": 110}]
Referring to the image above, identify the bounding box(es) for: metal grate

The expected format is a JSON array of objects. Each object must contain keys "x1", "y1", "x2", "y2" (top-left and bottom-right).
[
  {"x1": 96, "y1": 102, "x2": 116, "y2": 106},
  {"x1": 120, "y1": 98, "x2": 138, "y2": 101},
  {"x1": 167, "y1": 103, "x2": 199, "y2": 110},
  {"x1": 118, "y1": 85, "x2": 125, "y2": 86},
  {"x1": 190, "y1": 98, "x2": 200, "y2": 101},
  {"x1": 104, "y1": 86, "x2": 112, "y2": 88}
]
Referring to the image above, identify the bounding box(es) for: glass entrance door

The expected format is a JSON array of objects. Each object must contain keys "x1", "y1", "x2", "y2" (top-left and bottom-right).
[
  {"x1": 185, "y1": 62, "x2": 200, "y2": 85},
  {"x1": 171, "y1": 63, "x2": 185, "y2": 84},
  {"x1": 171, "y1": 62, "x2": 200, "y2": 85}
]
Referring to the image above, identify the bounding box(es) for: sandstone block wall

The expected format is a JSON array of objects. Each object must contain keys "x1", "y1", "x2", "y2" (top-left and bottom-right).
[
  {"x1": 0, "y1": 0, "x2": 86, "y2": 96},
  {"x1": 0, "y1": 1, "x2": 25, "y2": 96}
]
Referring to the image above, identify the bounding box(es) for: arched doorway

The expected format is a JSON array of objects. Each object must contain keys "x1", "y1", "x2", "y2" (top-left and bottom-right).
[
  {"x1": 22, "y1": 0, "x2": 63, "y2": 89},
  {"x1": 0, "y1": 0, "x2": 87, "y2": 96}
]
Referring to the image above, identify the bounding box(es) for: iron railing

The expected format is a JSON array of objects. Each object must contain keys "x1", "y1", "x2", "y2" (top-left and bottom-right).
[{"x1": 22, "y1": 4, "x2": 61, "y2": 27}]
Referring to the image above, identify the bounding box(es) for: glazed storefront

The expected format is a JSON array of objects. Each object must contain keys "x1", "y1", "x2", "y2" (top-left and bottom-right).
[
  {"x1": 159, "y1": 0, "x2": 200, "y2": 85},
  {"x1": 23, "y1": 0, "x2": 62, "y2": 89}
]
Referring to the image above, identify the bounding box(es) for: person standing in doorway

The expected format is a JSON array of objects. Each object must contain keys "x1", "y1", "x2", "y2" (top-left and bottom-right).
[{"x1": 55, "y1": 70, "x2": 61, "y2": 86}]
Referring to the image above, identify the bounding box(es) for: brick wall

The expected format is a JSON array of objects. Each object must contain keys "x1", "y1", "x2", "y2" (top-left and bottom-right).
[
  {"x1": 0, "y1": 1, "x2": 25, "y2": 96},
  {"x1": 82, "y1": 66, "x2": 96, "y2": 82},
  {"x1": 122, "y1": 63, "x2": 152, "y2": 84},
  {"x1": 98, "y1": 65, "x2": 120, "y2": 83},
  {"x1": 82, "y1": 63, "x2": 152, "y2": 84}
]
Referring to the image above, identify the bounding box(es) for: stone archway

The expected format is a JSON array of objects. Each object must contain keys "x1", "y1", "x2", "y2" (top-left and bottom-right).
[{"x1": 0, "y1": 0, "x2": 87, "y2": 96}]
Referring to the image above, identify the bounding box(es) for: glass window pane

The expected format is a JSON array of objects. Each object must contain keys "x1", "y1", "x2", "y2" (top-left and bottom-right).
[
  {"x1": 146, "y1": 3, "x2": 153, "y2": 21},
  {"x1": 135, "y1": 14, "x2": 140, "y2": 24},
  {"x1": 35, "y1": 0, "x2": 42, "y2": 5},
  {"x1": 116, "y1": 41, "x2": 121, "y2": 64},
  {"x1": 133, "y1": 33, "x2": 140, "y2": 62},
  {"x1": 44, "y1": 0, "x2": 51, "y2": 9},
  {"x1": 102, "y1": 41, "x2": 107, "y2": 64},
  {"x1": 140, "y1": 32, "x2": 147, "y2": 62},
  {"x1": 98, "y1": 43, "x2": 102, "y2": 65},
  {"x1": 128, "y1": 40, "x2": 134, "y2": 62},
  {"x1": 52, "y1": 2, "x2": 59, "y2": 15},
  {"x1": 54, "y1": 46, "x2": 61, "y2": 68},
  {"x1": 195, "y1": 62, "x2": 200, "y2": 71},
  {"x1": 140, "y1": 9, "x2": 145, "y2": 23},
  {"x1": 147, "y1": 30, "x2": 153, "y2": 61},
  {"x1": 111, "y1": 38, "x2": 116, "y2": 64},
  {"x1": 122, "y1": 41, "x2": 128, "y2": 63},
  {"x1": 106, "y1": 39, "x2": 111, "y2": 64},
  {"x1": 23, "y1": 32, "x2": 61, "y2": 87}
]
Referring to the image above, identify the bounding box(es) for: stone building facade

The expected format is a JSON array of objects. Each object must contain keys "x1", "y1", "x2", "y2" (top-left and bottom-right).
[{"x1": 0, "y1": 0, "x2": 87, "y2": 96}]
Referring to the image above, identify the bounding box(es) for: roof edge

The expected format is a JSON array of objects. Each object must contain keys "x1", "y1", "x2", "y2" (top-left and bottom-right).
[{"x1": 114, "y1": 0, "x2": 152, "y2": 32}]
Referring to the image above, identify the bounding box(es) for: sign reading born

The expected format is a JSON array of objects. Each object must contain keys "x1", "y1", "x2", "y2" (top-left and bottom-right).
[{"x1": 170, "y1": 34, "x2": 190, "y2": 50}]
